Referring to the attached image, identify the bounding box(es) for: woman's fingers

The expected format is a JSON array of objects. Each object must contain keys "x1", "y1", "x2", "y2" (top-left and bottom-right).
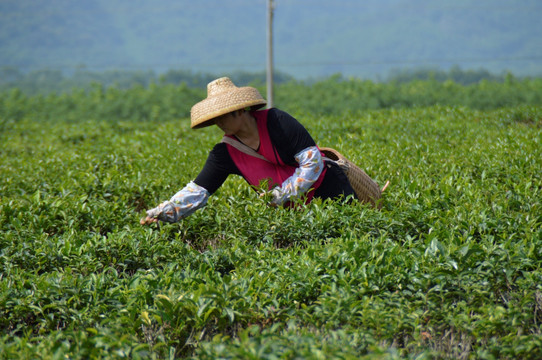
[{"x1": 140, "y1": 216, "x2": 158, "y2": 225}]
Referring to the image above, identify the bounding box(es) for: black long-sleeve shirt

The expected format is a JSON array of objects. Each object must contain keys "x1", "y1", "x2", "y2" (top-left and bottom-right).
[{"x1": 194, "y1": 108, "x2": 316, "y2": 194}]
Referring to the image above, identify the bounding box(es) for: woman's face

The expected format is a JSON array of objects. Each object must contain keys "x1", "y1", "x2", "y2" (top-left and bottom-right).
[{"x1": 215, "y1": 112, "x2": 242, "y2": 136}]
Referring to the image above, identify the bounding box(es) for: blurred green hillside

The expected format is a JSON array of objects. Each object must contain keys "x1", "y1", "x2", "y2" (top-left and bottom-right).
[{"x1": 1, "y1": 0, "x2": 541, "y2": 78}]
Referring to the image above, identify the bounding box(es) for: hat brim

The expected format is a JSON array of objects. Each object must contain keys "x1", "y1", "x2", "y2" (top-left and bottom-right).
[{"x1": 190, "y1": 87, "x2": 267, "y2": 129}]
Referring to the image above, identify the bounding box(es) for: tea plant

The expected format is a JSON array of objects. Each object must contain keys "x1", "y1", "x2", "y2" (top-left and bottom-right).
[{"x1": 0, "y1": 84, "x2": 541, "y2": 359}]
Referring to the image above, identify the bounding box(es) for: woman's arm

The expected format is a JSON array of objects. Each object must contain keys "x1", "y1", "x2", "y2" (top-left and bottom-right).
[
  {"x1": 264, "y1": 109, "x2": 323, "y2": 205},
  {"x1": 143, "y1": 181, "x2": 210, "y2": 223},
  {"x1": 141, "y1": 143, "x2": 239, "y2": 224},
  {"x1": 269, "y1": 146, "x2": 324, "y2": 206}
]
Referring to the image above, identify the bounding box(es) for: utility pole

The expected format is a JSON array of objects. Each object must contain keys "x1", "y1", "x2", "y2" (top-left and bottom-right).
[{"x1": 266, "y1": 0, "x2": 274, "y2": 108}]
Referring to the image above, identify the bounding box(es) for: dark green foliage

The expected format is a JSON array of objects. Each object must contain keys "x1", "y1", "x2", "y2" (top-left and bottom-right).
[
  {"x1": 275, "y1": 74, "x2": 542, "y2": 113},
  {"x1": 0, "y1": 83, "x2": 541, "y2": 358},
  {"x1": 1, "y1": 72, "x2": 542, "y2": 126},
  {"x1": 0, "y1": 67, "x2": 295, "y2": 96}
]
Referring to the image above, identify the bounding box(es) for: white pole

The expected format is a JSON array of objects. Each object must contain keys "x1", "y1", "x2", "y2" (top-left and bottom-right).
[{"x1": 266, "y1": 0, "x2": 274, "y2": 108}]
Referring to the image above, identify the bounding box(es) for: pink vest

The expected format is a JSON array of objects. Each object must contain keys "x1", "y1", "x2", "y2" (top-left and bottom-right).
[{"x1": 225, "y1": 109, "x2": 327, "y2": 203}]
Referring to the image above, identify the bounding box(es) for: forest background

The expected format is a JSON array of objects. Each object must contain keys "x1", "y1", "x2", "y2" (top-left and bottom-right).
[{"x1": 1, "y1": 0, "x2": 542, "y2": 93}]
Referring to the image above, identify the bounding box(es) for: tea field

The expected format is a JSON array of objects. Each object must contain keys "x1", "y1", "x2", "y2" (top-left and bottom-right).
[{"x1": 0, "y1": 85, "x2": 541, "y2": 359}]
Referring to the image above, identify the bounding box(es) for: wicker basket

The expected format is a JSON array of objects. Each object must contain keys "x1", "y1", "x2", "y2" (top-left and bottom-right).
[{"x1": 320, "y1": 147, "x2": 382, "y2": 208}]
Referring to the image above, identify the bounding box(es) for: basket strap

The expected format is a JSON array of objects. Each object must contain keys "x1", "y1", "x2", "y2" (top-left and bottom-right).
[
  {"x1": 222, "y1": 136, "x2": 342, "y2": 167},
  {"x1": 221, "y1": 136, "x2": 270, "y2": 162}
]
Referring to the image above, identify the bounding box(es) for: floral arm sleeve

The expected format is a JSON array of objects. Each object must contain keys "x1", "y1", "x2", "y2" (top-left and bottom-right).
[
  {"x1": 146, "y1": 181, "x2": 210, "y2": 223},
  {"x1": 270, "y1": 146, "x2": 323, "y2": 206}
]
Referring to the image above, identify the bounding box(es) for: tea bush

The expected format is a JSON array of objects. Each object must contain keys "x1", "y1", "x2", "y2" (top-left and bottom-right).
[{"x1": 0, "y1": 84, "x2": 541, "y2": 359}]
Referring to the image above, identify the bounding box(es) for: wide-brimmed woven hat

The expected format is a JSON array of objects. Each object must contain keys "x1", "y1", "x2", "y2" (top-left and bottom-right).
[{"x1": 190, "y1": 77, "x2": 267, "y2": 129}]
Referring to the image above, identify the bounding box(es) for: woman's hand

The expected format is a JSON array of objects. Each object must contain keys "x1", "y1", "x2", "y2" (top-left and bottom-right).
[
  {"x1": 140, "y1": 204, "x2": 164, "y2": 225},
  {"x1": 259, "y1": 191, "x2": 278, "y2": 208},
  {"x1": 140, "y1": 216, "x2": 159, "y2": 225}
]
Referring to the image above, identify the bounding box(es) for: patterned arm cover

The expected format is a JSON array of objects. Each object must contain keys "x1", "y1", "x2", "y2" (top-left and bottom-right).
[
  {"x1": 270, "y1": 146, "x2": 324, "y2": 206},
  {"x1": 146, "y1": 181, "x2": 209, "y2": 223}
]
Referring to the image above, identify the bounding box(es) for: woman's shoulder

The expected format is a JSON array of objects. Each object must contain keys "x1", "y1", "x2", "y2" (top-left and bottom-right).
[
  {"x1": 209, "y1": 141, "x2": 229, "y2": 157},
  {"x1": 266, "y1": 107, "x2": 316, "y2": 161},
  {"x1": 196, "y1": 141, "x2": 238, "y2": 175},
  {"x1": 266, "y1": 108, "x2": 305, "y2": 132},
  {"x1": 267, "y1": 107, "x2": 296, "y2": 122}
]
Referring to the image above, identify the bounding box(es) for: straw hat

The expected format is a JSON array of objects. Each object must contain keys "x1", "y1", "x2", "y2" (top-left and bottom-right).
[{"x1": 190, "y1": 77, "x2": 267, "y2": 129}]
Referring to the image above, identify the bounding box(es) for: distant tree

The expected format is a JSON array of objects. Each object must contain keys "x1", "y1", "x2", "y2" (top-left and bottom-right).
[
  {"x1": 387, "y1": 65, "x2": 505, "y2": 85},
  {"x1": 0, "y1": 66, "x2": 24, "y2": 87}
]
